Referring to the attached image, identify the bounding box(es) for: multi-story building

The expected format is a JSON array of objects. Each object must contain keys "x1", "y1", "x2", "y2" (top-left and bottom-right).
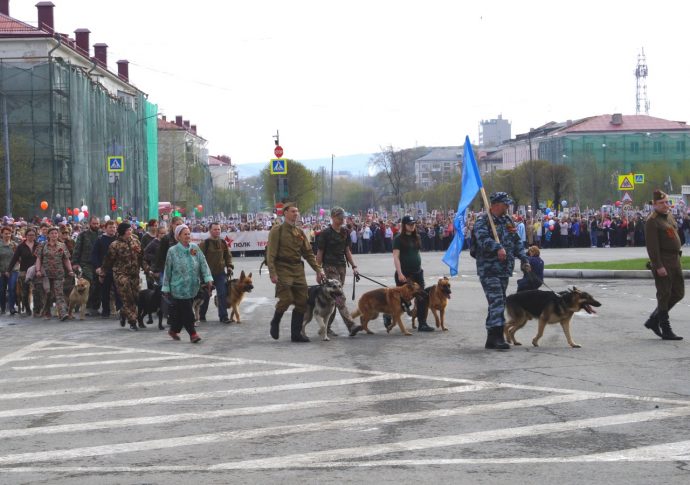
[
  {"x1": 0, "y1": 1, "x2": 158, "y2": 218},
  {"x1": 157, "y1": 116, "x2": 212, "y2": 215},
  {"x1": 479, "y1": 115, "x2": 511, "y2": 148},
  {"x1": 414, "y1": 147, "x2": 462, "y2": 189},
  {"x1": 208, "y1": 155, "x2": 238, "y2": 190}
]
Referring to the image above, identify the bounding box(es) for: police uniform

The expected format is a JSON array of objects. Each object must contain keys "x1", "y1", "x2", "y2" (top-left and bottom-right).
[
  {"x1": 101, "y1": 222, "x2": 143, "y2": 330},
  {"x1": 317, "y1": 206, "x2": 357, "y2": 333},
  {"x1": 474, "y1": 192, "x2": 529, "y2": 349},
  {"x1": 644, "y1": 189, "x2": 684, "y2": 340},
  {"x1": 266, "y1": 203, "x2": 324, "y2": 342}
]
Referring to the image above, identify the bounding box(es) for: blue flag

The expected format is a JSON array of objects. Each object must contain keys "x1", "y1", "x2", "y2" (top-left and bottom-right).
[{"x1": 442, "y1": 136, "x2": 483, "y2": 276}]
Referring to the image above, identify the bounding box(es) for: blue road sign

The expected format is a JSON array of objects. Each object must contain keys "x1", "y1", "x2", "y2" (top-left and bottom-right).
[
  {"x1": 107, "y1": 156, "x2": 124, "y2": 173},
  {"x1": 270, "y1": 158, "x2": 287, "y2": 175}
]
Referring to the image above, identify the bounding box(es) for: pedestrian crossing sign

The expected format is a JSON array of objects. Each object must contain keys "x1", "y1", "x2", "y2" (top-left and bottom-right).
[
  {"x1": 107, "y1": 156, "x2": 124, "y2": 173},
  {"x1": 634, "y1": 173, "x2": 645, "y2": 184},
  {"x1": 270, "y1": 158, "x2": 287, "y2": 175},
  {"x1": 618, "y1": 175, "x2": 634, "y2": 191}
]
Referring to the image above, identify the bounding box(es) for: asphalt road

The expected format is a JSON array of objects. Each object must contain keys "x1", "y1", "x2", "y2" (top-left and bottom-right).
[{"x1": 0, "y1": 246, "x2": 689, "y2": 484}]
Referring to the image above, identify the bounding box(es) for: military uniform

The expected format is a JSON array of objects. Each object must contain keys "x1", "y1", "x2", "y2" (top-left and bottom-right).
[
  {"x1": 317, "y1": 222, "x2": 356, "y2": 333},
  {"x1": 474, "y1": 192, "x2": 529, "y2": 349},
  {"x1": 266, "y1": 215, "x2": 324, "y2": 342},
  {"x1": 644, "y1": 190, "x2": 684, "y2": 340},
  {"x1": 102, "y1": 235, "x2": 143, "y2": 328}
]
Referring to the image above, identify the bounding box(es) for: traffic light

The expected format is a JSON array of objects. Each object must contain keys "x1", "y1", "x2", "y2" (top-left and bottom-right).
[{"x1": 110, "y1": 197, "x2": 117, "y2": 211}]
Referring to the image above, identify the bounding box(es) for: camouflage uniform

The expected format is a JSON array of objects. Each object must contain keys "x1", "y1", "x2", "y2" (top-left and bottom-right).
[
  {"x1": 474, "y1": 212, "x2": 528, "y2": 330},
  {"x1": 317, "y1": 224, "x2": 356, "y2": 332},
  {"x1": 102, "y1": 236, "x2": 143, "y2": 325},
  {"x1": 36, "y1": 241, "x2": 71, "y2": 318}
]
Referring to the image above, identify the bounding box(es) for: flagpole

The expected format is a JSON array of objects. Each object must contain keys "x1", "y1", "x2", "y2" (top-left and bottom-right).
[{"x1": 479, "y1": 187, "x2": 500, "y2": 243}]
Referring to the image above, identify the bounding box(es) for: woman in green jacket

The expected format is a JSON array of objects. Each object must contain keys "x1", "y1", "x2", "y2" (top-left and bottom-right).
[{"x1": 162, "y1": 224, "x2": 213, "y2": 343}]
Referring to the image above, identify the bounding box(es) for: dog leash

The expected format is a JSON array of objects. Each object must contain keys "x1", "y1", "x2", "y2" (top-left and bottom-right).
[
  {"x1": 352, "y1": 272, "x2": 388, "y2": 301},
  {"x1": 525, "y1": 270, "x2": 559, "y2": 295}
]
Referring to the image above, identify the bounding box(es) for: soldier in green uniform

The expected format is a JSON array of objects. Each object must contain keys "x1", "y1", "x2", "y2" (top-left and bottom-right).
[
  {"x1": 101, "y1": 222, "x2": 144, "y2": 331},
  {"x1": 267, "y1": 202, "x2": 326, "y2": 342},
  {"x1": 316, "y1": 206, "x2": 358, "y2": 335},
  {"x1": 644, "y1": 189, "x2": 684, "y2": 340}
]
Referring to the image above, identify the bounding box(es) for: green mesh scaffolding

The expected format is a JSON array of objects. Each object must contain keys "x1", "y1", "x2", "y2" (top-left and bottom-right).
[{"x1": 0, "y1": 56, "x2": 157, "y2": 220}]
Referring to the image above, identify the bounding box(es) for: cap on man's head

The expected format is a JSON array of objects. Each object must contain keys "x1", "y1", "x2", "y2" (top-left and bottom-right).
[
  {"x1": 490, "y1": 192, "x2": 513, "y2": 205},
  {"x1": 117, "y1": 221, "x2": 131, "y2": 236},
  {"x1": 282, "y1": 201, "x2": 296, "y2": 212},
  {"x1": 401, "y1": 215, "x2": 416, "y2": 225},
  {"x1": 331, "y1": 206, "x2": 345, "y2": 218},
  {"x1": 653, "y1": 189, "x2": 669, "y2": 202}
]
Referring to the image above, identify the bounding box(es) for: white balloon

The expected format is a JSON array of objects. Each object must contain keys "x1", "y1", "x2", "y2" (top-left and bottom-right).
[
  {"x1": 81, "y1": 205, "x2": 88, "y2": 212},
  {"x1": 561, "y1": 200, "x2": 568, "y2": 207},
  {"x1": 104, "y1": 215, "x2": 111, "y2": 222},
  {"x1": 77, "y1": 213, "x2": 85, "y2": 221}
]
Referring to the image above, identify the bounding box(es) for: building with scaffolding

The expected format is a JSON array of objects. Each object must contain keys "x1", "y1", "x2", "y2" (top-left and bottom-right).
[{"x1": 0, "y1": 1, "x2": 158, "y2": 219}]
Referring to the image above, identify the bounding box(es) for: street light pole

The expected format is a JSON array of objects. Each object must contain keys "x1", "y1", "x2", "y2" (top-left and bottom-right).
[
  {"x1": 2, "y1": 94, "x2": 10, "y2": 217},
  {"x1": 330, "y1": 154, "x2": 334, "y2": 209},
  {"x1": 528, "y1": 129, "x2": 536, "y2": 215}
]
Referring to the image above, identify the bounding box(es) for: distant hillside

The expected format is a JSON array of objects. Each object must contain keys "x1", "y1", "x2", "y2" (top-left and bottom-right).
[{"x1": 235, "y1": 153, "x2": 374, "y2": 178}]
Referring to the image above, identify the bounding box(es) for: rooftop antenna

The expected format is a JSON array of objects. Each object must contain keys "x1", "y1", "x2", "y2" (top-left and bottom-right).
[{"x1": 635, "y1": 48, "x2": 650, "y2": 114}]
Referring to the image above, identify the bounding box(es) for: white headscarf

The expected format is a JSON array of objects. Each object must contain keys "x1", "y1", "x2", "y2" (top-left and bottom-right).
[{"x1": 174, "y1": 224, "x2": 189, "y2": 240}]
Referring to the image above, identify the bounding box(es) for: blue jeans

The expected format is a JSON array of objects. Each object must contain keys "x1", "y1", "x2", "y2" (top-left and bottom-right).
[
  {"x1": 200, "y1": 273, "x2": 228, "y2": 320},
  {"x1": 0, "y1": 271, "x2": 18, "y2": 313}
]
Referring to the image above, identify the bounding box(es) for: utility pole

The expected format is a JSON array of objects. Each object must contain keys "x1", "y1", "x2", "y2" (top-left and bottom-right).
[
  {"x1": 2, "y1": 94, "x2": 10, "y2": 217},
  {"x1": 528, "y1": 129, "x2": 537, "y2": 215},
  {"x1": 330, "y1": 154, "x2": 334, "y2": 209}
]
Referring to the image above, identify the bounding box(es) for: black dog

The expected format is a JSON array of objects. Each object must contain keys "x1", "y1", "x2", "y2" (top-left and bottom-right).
[{"x1": 138, "y1": 283, "x2": 164, "y2": 330}]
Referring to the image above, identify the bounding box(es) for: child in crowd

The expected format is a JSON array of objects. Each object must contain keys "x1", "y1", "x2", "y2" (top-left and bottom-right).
[{"x1": 517, "y1": 245, "x2": 545, "y2": 292}]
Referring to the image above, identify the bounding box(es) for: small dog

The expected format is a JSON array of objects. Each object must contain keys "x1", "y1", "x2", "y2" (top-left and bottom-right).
[
  {"x1": 302, "y1": 279, "x2": 345, "y2": 341},
  {"x1": 411, "y1": 277, "x2": 452, "y2": 331},
  {"x1": 67, "y1": 277, "x2": 91, "y2": 320},
  {"x1": 504, "y1": 287, "x2": 601, "y2": 348},
  {"x1": 138, "y1": 283, "x2": 163, "y2": 330},
  {"x1": 227, "y1": 271, "x2": 254, "y2": 323},
  {"x1": 350, "y1": 281, "x2": 425, "y2": 336}
]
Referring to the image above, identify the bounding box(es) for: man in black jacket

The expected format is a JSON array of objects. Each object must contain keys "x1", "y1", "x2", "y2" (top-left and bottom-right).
[
  {"x1": 72, "y1": 216, "x2": 101, "y2": 315},
  {"x1": 91, "y1": 220, "x2": 120, "y2": 318}
]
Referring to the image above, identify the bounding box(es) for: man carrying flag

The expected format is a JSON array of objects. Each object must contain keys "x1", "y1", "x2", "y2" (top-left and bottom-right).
[{"x1": 442, "y1": 136, "x2": 530, "y2": 350}]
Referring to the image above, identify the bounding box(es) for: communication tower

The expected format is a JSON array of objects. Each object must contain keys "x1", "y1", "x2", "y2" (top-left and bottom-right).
[{"x1": 635, "y1": 48, "x2": 650, "y2": 115}]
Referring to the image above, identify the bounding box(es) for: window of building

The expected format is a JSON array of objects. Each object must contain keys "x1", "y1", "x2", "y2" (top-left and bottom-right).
[
  {"x1": 629, "y1": 141, "x2": 640, "y2": 154},
  {"x1": 677, "y1": 141, "x2": 686, "y2": 153},
  {"x1": 653, "y1": 141, "x2": 663, "y2": 154}
]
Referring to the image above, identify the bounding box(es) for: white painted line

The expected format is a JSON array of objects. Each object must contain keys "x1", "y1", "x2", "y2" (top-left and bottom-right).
[
  {"x1": 0, "y1": 393, "x2": 595, "y2": 465},
  {"x1": 0, "y1": 361, "x2": 255, "y2": 385},
  {"x1": 11, "y1": 355, "x2": 196, "y2": 370},
  {"x1": 0, "y1": 384, "x2": 493, "y2": 439},
  {"x1": 208, "y1": 405, "x2": 690, "y2": 470},
  {"x1": 0, "y1": 374, "x2": 401, "y2": 419},
  {"x1": 0, "y1": 367, "x2": 323, "y2": 400},
  {"x1": 0, "y1": 341, "x2": 51, "y2": 367},
  {"x1": 12, "y1": 350, "x2": 141, "y2": 361}
]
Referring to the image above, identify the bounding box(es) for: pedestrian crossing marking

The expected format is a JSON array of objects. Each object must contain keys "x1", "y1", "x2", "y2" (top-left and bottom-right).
[{"x1": 1, "y1": 340, "x2": 689, "y2": 473}]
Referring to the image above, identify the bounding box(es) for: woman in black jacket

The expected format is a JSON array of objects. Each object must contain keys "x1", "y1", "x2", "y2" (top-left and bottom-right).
[{"x1": 7, "y1": 228, "x2": 38, "y2": 315}]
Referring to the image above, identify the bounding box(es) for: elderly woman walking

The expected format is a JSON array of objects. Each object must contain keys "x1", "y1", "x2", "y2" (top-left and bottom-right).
[
  {"x1": 34, "y1": 226, "x2": 74, "y2": 320},
  {"x1": 162, "y1": 224, "x2": 213, "y2": 343}
]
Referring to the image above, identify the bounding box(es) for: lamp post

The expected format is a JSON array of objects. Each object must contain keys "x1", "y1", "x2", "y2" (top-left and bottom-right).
[
  {"x1": 528, "y1": 129, "x2": 537, "y2": 215},
  {"x1": 2, "y1": 92, "x2": 10, "y2": 217}
]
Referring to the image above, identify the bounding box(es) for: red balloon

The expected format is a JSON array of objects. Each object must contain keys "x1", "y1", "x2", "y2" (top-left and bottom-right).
[
  {"x1": 73, "y1": 207, "x2": 80, "y2": 215},
  {"x1": 615, "y1": 201, "x2": 622, "y2": 207},
  {"x1": 67, "y1": 208, "x2": 72, "y2": 215},
  {"x1": 197, "y1": 204, "x2": 203, "y2": 212},
  {"x1": 40, "y1": 201, "x2": 48, "y2": 210}
]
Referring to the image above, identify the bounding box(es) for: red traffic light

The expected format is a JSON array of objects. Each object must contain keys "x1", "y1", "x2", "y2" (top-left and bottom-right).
[{"x1": 110, "y1": 197, "x2": 117, "y2": 211}]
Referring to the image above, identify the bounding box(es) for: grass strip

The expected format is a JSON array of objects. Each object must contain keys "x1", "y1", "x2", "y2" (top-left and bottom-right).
[{"x1": 546, "y1": 257, "x2": 690, "y2": 271}]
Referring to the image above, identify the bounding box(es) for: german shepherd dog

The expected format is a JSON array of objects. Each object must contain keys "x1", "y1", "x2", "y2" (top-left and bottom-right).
[
  {"x1": 504, "y1": 287, "x2": 601, "y2": 348},
  {"x1": 350, "y1": 281, "x2": 425, "y2": 336},
  {"x1": 411, "y1": 277, "x2": 452, "y2": 331},
  {"x1": 214, "y1": 271, "x2": 254, "y2": 323},
  {"x1": 138, "y1": 283, "x2": 163, "y2": 329},
  {"x1": 301, "y1": 279, "x2": 345, "y2": 341},
  {"x1": 67, "y1": 276, "x2": 91, "y2": 320}
]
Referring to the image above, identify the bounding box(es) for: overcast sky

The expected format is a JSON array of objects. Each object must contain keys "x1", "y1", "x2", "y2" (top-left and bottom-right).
[{"x1": 10, "y1": 0, "x2": 690, "y2": 165}]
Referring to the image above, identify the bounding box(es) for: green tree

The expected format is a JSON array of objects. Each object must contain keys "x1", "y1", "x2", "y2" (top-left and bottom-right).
[{"x1": 261, "y1": 159, "x2": 319, "y2": 211}]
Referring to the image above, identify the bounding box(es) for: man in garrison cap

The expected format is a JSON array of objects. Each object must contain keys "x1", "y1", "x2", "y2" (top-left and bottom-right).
[
  {"x1": 644, "y1": 189, "x2": 684, "y2": 340},
  {"x1": 266, "y1": 202, "x2": 326, "y2": 342},
  {"x1": 473, "y1": 192, "x2": 531, "y2": 350}
]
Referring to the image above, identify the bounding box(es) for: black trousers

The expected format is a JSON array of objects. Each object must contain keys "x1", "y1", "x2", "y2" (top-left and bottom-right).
[
  {"x1": 171, "y1": 297, "x2": 197, "y2": 336},
  {"x1": 394, "y1": 269, "x2": 429, "y2": 324}
]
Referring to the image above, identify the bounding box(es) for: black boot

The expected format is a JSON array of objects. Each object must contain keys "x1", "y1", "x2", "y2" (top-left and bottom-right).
[
  {"x1": 417, "y1": 321, "x2": 435, "y2": 332},
  {"x1": 659, "y1": 312, "x2": 683, "y2": 340},
  {"x1": 644, "y1": 308, "x2": 662, "y2": 337},
  {"x1": 291, "y1": 311, "x2": 310, "y2": 342},
  {"x1": 269, "y1": 310, "x2": 284, "y2": 340},
  {"x1": 485, "y1": 326, "x2": 510, "y2": 350}
]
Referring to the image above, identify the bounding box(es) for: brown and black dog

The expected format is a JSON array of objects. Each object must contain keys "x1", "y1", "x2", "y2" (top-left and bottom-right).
[
  {"x1": 504, "y1": 287, "x2": 601, "y2": 348},
  {"x1": 215, "y1": 271, "x2": 254, "y2": 323},
  {"x1": 350, "y1": 281, "x2": 425, "y2": 336},
  {"x1": 411, "y1": 277, "x2": 452, "y2": 331}
]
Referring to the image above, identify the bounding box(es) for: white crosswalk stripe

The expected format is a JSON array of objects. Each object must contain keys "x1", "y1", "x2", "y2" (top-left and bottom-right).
[{"x1": 0, "y1": 339, "x2": 689, "y2": 474}]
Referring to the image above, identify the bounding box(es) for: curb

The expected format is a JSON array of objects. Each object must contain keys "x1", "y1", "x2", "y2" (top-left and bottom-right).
[{"x1": 543, "y1": 269, "x2": 690, "y2": 279}]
